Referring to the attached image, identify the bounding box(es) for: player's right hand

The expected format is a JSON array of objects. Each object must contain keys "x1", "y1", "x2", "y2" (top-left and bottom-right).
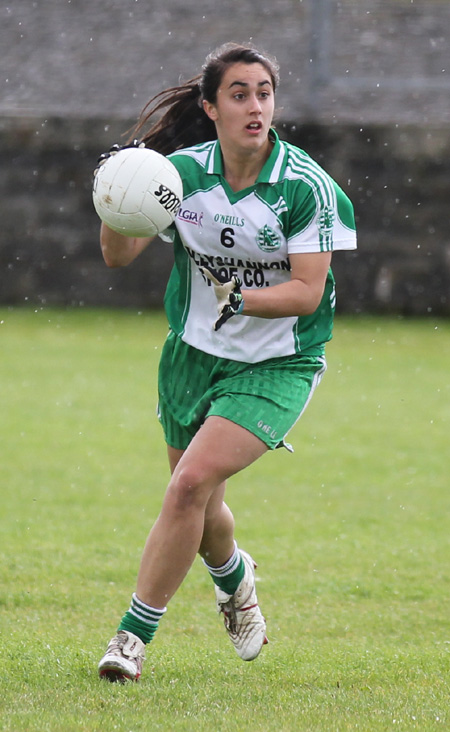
[{"x1": 94, "y1": 139, "x2": 145, "y2": 177}]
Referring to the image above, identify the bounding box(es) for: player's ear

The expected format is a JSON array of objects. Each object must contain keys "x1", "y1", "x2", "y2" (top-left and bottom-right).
[{"x1": 203, "y1": 99, "x2": 218, "y2": 122}]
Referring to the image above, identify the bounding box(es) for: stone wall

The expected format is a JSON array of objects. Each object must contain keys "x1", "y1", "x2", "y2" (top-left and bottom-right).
[
  {"x1": 2, "y1": 0, "x2": 449, "y2": 126},
  {"x1": 282, "y1": 123, "x2": 450, "y2": 316},
  {"x1": 2, "y1": 116, "x2": 449, "y2": 315},
  {"x1": 1, "y1": 0, "x2": 449, "y2": 314}
]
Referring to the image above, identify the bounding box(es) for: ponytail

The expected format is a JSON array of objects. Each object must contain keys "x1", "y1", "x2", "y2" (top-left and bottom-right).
[{"x1": 127, "y1": 76, "x2": 217, "y2": 155}]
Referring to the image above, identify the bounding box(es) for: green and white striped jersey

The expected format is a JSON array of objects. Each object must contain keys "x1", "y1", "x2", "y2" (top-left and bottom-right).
[{"x1": 162, "y1": 130, "x2": 356, "y2": 363}]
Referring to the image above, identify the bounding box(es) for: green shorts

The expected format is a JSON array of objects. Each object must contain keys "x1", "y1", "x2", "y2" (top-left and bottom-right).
[{"x1": 157, "y1": 331, "x2": 327, "y2": 451}]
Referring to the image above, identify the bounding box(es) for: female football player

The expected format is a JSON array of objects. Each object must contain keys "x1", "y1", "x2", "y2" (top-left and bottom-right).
[{"x1": 96, "y1": 42, "x2": 357, "y2": 681}]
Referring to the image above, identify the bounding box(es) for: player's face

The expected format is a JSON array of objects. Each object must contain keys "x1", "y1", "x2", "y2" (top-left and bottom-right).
[{"x1": 203, "y1": 62, "x2": 275, "y2": 155}]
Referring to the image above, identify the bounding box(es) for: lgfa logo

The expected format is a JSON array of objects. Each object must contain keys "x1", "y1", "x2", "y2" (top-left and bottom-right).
[{"x1": 178, "y1": 208, "x2": 204, "y2": 227}]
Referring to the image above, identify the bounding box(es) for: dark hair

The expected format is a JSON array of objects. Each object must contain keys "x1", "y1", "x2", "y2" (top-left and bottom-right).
[{"x1": 128, "y1": 42, "x2": 279, "y2": 155}]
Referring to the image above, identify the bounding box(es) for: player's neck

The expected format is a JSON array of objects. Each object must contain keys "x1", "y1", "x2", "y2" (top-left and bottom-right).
[{"x1": 221, "y1": 139, "x2": 272, "y2": 192}]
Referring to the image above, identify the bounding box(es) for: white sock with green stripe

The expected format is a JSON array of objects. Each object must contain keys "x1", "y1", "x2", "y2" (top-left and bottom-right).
[{"x1": 118, "y1": 593, "x2": 167, "y2": 644}]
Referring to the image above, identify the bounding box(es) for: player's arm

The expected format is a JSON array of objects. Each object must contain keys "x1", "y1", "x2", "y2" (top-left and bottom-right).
[
  {"x1": 241, "y1": 251, "x2": 332, "y2": 318},
  {"x1": 200, "y1": 251, "x2": 331, "y2": 330},
  {"x1": 100, "y1": 222, "x2": 155, "y2": 268}
]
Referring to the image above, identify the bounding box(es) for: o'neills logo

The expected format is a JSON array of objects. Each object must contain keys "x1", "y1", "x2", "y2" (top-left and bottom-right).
[
  {"x1": 154, "y1": 184, "x2": 181, "y2": 215},
  {"x1": 214, "y1": 213, "x2": 245, "y2": 227},
  {"x1": 178, "y1": 208, "x2": 204, "y2": 226}
]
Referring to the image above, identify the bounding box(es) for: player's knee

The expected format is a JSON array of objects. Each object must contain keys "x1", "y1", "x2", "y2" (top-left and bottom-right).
[{"x1": 167, "y1": 464, "x2": 215, "y2": 512}]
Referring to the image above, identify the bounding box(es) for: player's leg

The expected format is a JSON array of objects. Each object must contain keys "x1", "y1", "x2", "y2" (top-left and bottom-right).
[
  {"x1": 196, "y1": 356, "x2": 328, "y2": 661},
  {"x1": 167, "y1": 441, "x2": 266, "y2": 659},
  {"x1": 167, "y1": 445, "x2": 236, "y2": 566},
  {"x1": 193, "y1": 446, "x2": 269, "y2": 662},
  {"x1": 135, "y1": 415, "x2": 267, "y2": 608},
  {"x1": 98, "y1": 416, "x2": 265, "y2": 681},
  {"x1": 199, "y1": 480, "x2": 236, "y2": 566}
]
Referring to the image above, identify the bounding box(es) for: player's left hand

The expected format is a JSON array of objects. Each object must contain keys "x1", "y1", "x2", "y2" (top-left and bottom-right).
[{"x1": 199, "y1": 266, "x2": 244, "y2": 331}]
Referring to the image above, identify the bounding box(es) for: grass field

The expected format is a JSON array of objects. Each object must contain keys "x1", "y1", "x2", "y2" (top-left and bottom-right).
[{"x1": 1, "y1": 307, "x2": 449, "y2": 731}]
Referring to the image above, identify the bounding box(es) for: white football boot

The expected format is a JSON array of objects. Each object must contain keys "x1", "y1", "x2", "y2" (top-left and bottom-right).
[
  {"x1": 215, "y1": 550, "x2": 268, "y2": 661},
  {"x1": 98, "y1": 630, "x2": 146, "y2": 682}
]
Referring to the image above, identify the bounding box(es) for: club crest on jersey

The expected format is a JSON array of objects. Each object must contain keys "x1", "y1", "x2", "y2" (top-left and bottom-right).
[
  {"x1": 318, "y1": 206, "x2": 335, "y2": 235},
  {"x1": 256, "y1": 225, "x2": 281, "y2": 253}
]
